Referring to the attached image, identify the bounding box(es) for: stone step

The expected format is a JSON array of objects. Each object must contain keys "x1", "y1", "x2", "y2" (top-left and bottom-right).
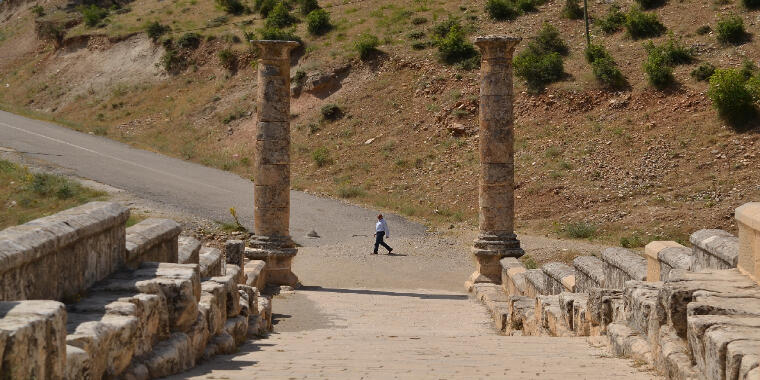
[
  {"x1": 542, "y1": 262, "x2": 575, "y2": 294},
  {"x1": 690, "y1": 229, "x2": 739, "y2": 271},
  {"x1": 534, "y1": 295, "x2": 571, "y2": 337},
  {"x1": 587, "y1": 288, "x2": 625, "y2": 336},
  {"x1": 573, "y1": 255, "x2": 605, "y2": 293},
  {"x1": 500, "y1": 257, "x2": 527, "y2": 297},
  {"x1": 607, "y1": 322, "x2": 654, "y2": 368},
  {"x1": 471, "y1": 283, "x2": 510, "y2": 333},
  {"x1": 656, "y1": 325, "x2": 700, "y2": 380},
  {"x1": 686, "y1": 314, "x2": 760, "y2": 380},
  {"x1": 0, "y1": 301, "x2": 66, "y2": 380},
  {"x1": 199, "y1": 247, "x2": 222, "y2": 278},
  {"x1": 601, "y1": 247, "x2": 647, "y2": 289},
  {"x1": 506, "y1": 295, "x2": 535, "y2": 335},
  {"x1": 558, "y1": 292, "x2": 589, "y2": 336},
  {"x1": 178, "y1": 236, "x2": 201, "y2": 265},
  {"x1": 623, "y1": 281, "x2": 662, "y2": 342}
]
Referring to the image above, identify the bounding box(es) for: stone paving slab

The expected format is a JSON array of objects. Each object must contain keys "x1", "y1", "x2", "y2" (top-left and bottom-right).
[{"x1": 170, "y1": 287, "x2": 658, "y2": 379}]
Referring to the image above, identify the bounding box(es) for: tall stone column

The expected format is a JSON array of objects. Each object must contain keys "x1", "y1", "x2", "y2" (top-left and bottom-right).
[
  {"x1": 248, "y1": 40, "x2": 300, "y2": 287},
  {"x1": 469, "y1": 36, "x2": 524, "y2": 286}
]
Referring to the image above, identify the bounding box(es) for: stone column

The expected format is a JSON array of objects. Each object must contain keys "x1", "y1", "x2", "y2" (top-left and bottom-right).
[
  {"x1": 248, "y1": 40, "x2": 300, "y2": 288},
  {"x1": 469, "y1": 36, "x2": 524, "y2": 286},
  {"x1": 736, "y1": 202, "x2": 760, "y2": 284}
]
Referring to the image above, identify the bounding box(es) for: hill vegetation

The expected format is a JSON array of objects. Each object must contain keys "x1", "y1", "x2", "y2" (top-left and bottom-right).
[{"x1": 0, "y1": 0, "x2": 759, "y2": 247}]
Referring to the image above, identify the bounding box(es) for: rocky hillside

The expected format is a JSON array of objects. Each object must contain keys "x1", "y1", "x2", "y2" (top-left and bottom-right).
[{"x1": 0, "y1": 0, "x2": 758, "y2": 249}]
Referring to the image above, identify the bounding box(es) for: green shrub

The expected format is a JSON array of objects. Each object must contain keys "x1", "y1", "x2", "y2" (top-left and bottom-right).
[
  {"x1": 691, "y1": 63, "x2": 716, "y2": 81},
  {"x1": 254, "y1": 0, "x2": 277, "y2": 16},
  {"x1": 740, "y1": 60, "x2": 757, "y2": 80},
  {"x1": 218, "y1": 49, "x2": 237, "y2": 70},
  {"x1": 177, "y1": 32, "x2": 201, "y2": 49},
  {"x1": 145, "y1": 21, "x2": 169, "y2": 41},
  {"x1": 643, "y1": 47, "x2": 674, "y2": 89},
  {"x1": 29, "y1": 173, "x2": 84, "y2": 200},
  {"x1": 31, "y1": 5, "x2": 45, "y2": 17},
  {"x1": 411, "y1": 41, "x2": 428, "y2": 50},
  {"x1": 643, "y1": 38, "x2": 694, "y2": 66},
  {"x1": 412, "y1": 16, "x2": 427, "y2": 25},
  {"x1": 298, "y1": 0, "x2": 319, "y2": 15},
  {"x1": 522, "y1": 255, "x2": 538, "y2": 269},
  {"x1": 216, "y1": 0, "x2": 245, "y2": 14},
  {"x1": 596, "y1": 5, "x2": 626, "y2": 34},
  {"x1": 306, "y1": 9, "x2": 331, "y2": 35},
  {"x1": 517, "y1": 0, "x2": 541, "y2": 13},
  {"x1": 743, "y1": 0, "x2": 760, "y2": 9},
  {"x1": 354, "y1": 33, "x2": 379, "y2": 59},
  {"x1": 337, "y1": 185, "x2": 365, "y2": 198},
  {"x1": 79, "y1": 5, "x2": 108, "y2": 28},
  {"x1": 257, "y1": 26, "x2": 301, "y2": 42},
  {"x1": 585, "y1": 44, "x2": 625, "y2": 88},
  {"x1": 514, "y1": 50, "x2": 564, "y2": 92},
  {"x1": 486, "y1": 0, "x2": 520, "y2": 21},
  {"x1": 708, "y1": 68, "x2": 756, "y2": 125},
  {"x1": 321, "y1": 104, "x2": 343, "y2": 120},
  {"x1": 206, "y1": 15, "x2": 228, "y2": 27},
  {"x1": 311, "y1": 147, "x2": 332, "y2": 167},
  {"x1": 436, "y1": 24, "x2": 478, "y2": 65},
  {"x1": 696, "y1": 25, "x2": 711, "y2": 35},
  {"x1": 625, "y1": 8, "x2": 666, "y2": 39},
  {"x1": 266, "y1": 2, "x2": 296, "y2": 28},
  {"x1": 37, "y1": 22, "x2": 65, "y2": 44},
  {"x1": 408, "y1": 31, "x2": 425, "y2": 39},
  {"x1": 620, "y1": 235, "x2": 646, "y2": 248},
  {"x1": 564, "y1": 222, "x2": 597, "y2": 239},
  {"x1": 561, "y1": 0, "x2": 583, "y2": 19},
  {"x1": 634, "y1": 0, "x2": 665, "y2": 9},
  {"x1": 584, "y1": 43, "x2": 610, "y2": 63},
  {"x1": 534, "y1": 23, "x2": 569, "y2": 55},
  {"x1": 716, "y1": 15, "x2": 746, "y2": 44},
  {"x1": 432, "y1": 18, "x2": 462, "y2": 39}
]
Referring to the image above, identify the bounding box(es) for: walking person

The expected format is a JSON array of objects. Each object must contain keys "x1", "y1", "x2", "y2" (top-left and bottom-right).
[{"x1": 373, "y1": 214, "x2": 393, "y2": 255}]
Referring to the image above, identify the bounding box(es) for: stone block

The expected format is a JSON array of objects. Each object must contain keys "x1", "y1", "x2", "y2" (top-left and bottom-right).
[
  {"x1": 542, "y1": 262, "x2": 575, "y2": 294},
  {"x1": 587, "y1": 288, "x2": 625, "y2": 335},
  {"x1": 656, "y1": 325, "x2": 699, "y2": 380},
  {"x1": 558, "y1": 292, "x2": 588, "y2": 335},
  {"x1": 607, "y1": 322, "x2": 653, "y2": 366},
  {"x1": 704, "y1": 325, "x2": 760, "y2": 380},
  {"x1": 573, "y1": 255, "x2": 605, "y2": 293},
  {"x1": 0, "y1": 301, "x2": 66, "y2": 379},
  {"x1": 134, "y1": 262, "x2": 201, "y2": 301},
  {"x1": 726, "y1": 340, "x2": 760, "y2": 380},
  {"x1": 200, "y1": 281, "x2": 227, "y2": 336},
  {"x1": 691, "y1": 229, "x2": 740, "y2": 272},
  {"x1": 659, "y1": 247, "x2": 693, "y2": 282},
  {"x1": 66, "y1": 313, "x2": 139, "y2": 378},
  {"x1": 623, "y1": 281, "x2": 663, "y2": 343},
  {"x1": 65, "y1": 344, "x2": 92, "y2": 380},
  {"x1": 210, "y1": 267, "x2": 242, "y2": 317},
  {"x1": 500, "y1": 257, "x2": 526, "y2": 296},
  {"x1": 125, "y1": 218, "x2": 181, "y2": 268},
  {"x1": 178, "y1": 236, "x2": 201, "y2": 265},
  {"x1": 660, "y1": 269, "x2": 760, "y2": 338},
  {"x1": 208, "y1": 331, "x2": 236, "y2": 356},
  {"x1": 258, "y1": 296, "x2": 273, "y2": 332},
  {"x1": 535, "y1": 295, "x2": 570, "y2": 337},
  {"x1": 601, "y1": 247, "x2": 647, "y2": 289},
  {"x1": 225, "y1": 240, "x2": 245, "y2": 268},
  {"x1": 225, "y1": 315, "x2": 249, "y2": 346},
  {"x1": 143, "y1": 332, "x2": 194, "y2": 378},
  {"x1": 0, "y1": 202, "x2": 128, "y2": 301},
  {"x1": 506, "y1": 295, "x2": 535, "y2": 334},
  {"x1": 186, "y1": 311, "x2": 209, "y2": 361},
  {"x1": 244, "y1": 259, "x2": 267, "y2": 290},
  {"x1": 523, "y1": 269, "x2": 549, "y2": 297},
  {"x1": 736, "y1": 203, "x2": 760, "y2": 283},
  {"x1": 199, "y1": 247, "x2": 222, "y2": 278},
  {"x1": 645, "y1": 241, "x2": 685, "y2": 282}
]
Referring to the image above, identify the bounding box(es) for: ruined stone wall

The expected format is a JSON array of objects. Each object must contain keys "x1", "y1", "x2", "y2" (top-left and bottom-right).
[{"x1": 0, "y1": 202, "x2": 129, "y2": 301}]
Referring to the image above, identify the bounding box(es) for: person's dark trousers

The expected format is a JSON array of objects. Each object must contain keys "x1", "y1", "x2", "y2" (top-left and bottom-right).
[{"x1": 374, "y1": 231, "x2": 392, "y2": 254}]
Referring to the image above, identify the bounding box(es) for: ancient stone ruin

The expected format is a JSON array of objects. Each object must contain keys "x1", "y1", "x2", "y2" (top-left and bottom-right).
[
  {"x1": 468, "y1": 36, "x2": 525, "y2": 286},
  {"x1": 247, "y1": 39, "x2": 300, "y2": 288},
  {"x1": 469, "y1": 203, "x2": 760, "y2": 379},
  {"x1": 0, "y1": 202, "x2": 273, "y2": 379}
]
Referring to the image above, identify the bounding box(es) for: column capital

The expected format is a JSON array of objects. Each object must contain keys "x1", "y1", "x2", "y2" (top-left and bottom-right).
[
  {"x1": 252, "y1": 40, "x2": 300, "y2": 60},
  {"x1": 474, "y1": 35, "x2": 521, "y2": 56}
]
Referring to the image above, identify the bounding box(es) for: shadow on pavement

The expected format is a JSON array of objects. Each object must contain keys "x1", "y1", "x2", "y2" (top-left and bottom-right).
[{"x1": 299, "y1": 286, "x2": 467, "y2": 300}]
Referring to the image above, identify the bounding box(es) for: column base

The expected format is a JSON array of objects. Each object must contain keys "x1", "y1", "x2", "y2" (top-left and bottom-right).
[
  {"x1": 247, "y1": 235, "x2": 300, "y2": 287},
  {"x1": 468, "y1": 233, "x2": 524, "y2": 285}
]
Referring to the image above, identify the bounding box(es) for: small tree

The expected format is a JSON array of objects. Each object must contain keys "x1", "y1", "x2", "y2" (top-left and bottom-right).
[
  {"x1": 354, "y1": 33, "x2": 379, "y2": 60},
  {"x1": 625, "y1": 8, "x2": 666, "y2": 39},
  {"x1": 716, "y1": 15, "x2": 747, "y2": 45},
  {"x1": 79, "y1": 5, "x2": 108, "y2": 28},
  {"x1": 299, "y1": 0, "x2": 320, "y2": 15},
  {"x1": 216, "y1": 0, "x2": 245, "y2": 14},
  {"x1": 436, "y1": 24, "x2": 478, "y2": 65},
  {"x1": 562, "y1": 0, "x2": 583, "y2": 19},
  {"x1": 265, "y1": 2, "x2": 296, "y2": 28},
  {"x1": 534, "y1": 23, "x2": 569, "y2": 55},
  {"x1": 306, "y1": 9, "x2": 331, "y2": 35},
  {"x1": 485, "y1": 0, "x2": 520, "y2": 21},
  {"x1": 145, "y1": 21, "x2": 170, "y2": 41},
  {"x1": 708, "y1": 69, "x2": 756, "y2": 125}
]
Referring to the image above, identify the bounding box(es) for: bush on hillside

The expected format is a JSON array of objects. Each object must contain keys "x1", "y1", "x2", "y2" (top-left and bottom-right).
[
  {"x1": 79, "y1": 5, "x2": 108, "y2": 28},
  {"x1": 517, "y1": 0, "x2": 545, "y2": 13},
  {"x1": 145, "y1": 21, "x2": 170, "y2": 41},
  {"x1": 584, "y1": 43, "x2": 610, "y2": 63},
  {"x1": 436, "y1": 24, "x2": 478, "y2": 66},
  {"x1": 218, "y1": 49, "x2": 237, "y2": 70},
  {"x1": 298, "y1": 0, "x2": 319, "y2": 15},
  {"x1": 634, "y1": 0, "x2": 665, "y2": 9},
  {"x1": 354, "y1": 33, "x2": 379, "y2": 60},
  {"x1": 412, "y1": 17, "x2": 428, "y2": 25},
  {"x1": 696, "y1": 25, "x2": 711, "y2": 35},
  {"x1": 625, "y1": 8, "x2": 666, "y2": 39},
  {"x1": 514, "y1": 49, "x2": 564, "y2": 92},
  {"x1": 311, "y1": 147, "x2": 332, "y2": 167},
  {"x1": 597, "y1": 5, "x2": 626, "y2": 34},
  {"x1": 321, "y1": 104, "x2": 343, "y2": 120},
  {"x1": 432, "y1": 18, "x2": 462, "y2": 40},
  {"x1": 691, "y1": 63, "x2": 716, "y2": 81},
  {"x1": 306, "y1": 9, "x2": 331, "y2": 35},
  {"x1": 160, "y1": 48, "x2": 185, "y2": 73},
  {"x1": 708, "y1": 69, "x2": 756, "y2": 126},
  {"x1": 177, "y1": 32, "x2": 201, "y2": 49},
  {"x1": 740, "y1": 60, "x2": 757, "y2": 80},
  {"x1": 254, "y1": 0, "x2": 277, "y2": 17},
  {"x1": 31, "y1": 5, "x2": 45, "y2": 17},
  {"x1": 643, "y1": 38, "x2": 694, "y2": 66},
  {"x1": 257, "y1": 26, "x2": 301, "y2": 42},
  {"x1": 266, "y1": 2, "x2": 296, "y2": 28},
  {"x1": 643, "y1": 47, "x2": 674, "y2": 89},
  {"x1": 216, "y1": 0, "x2": 245, "y2": 14},
  {"x1": 716, "y1": 15, "x2": 747, "y2": 45},
  {"x1": 534, "y1": 23, "x2": 569, "y2": 55},
  {"x1": 585, "y1": 44, "x2": 625, "y2": 88},
  {"x1": 561, "y1": 0, "x2": 583, "y2": 19},
  {"x1": 486, "y1": 0, "x2": 520, "y2": 21}
]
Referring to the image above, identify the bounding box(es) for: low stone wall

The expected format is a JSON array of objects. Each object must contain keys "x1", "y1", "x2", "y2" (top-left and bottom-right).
[
  {"x1": 0, "y1": 202, "x2": 129, "y2": 301},
  {"x1": 126, "y1": 218, "x2": 182, "y2": 269},
  {"x1": 601, "y1": 247, "x2": 647, "y2": 289},
  {"x1": 178, "y1": 236, "x2": 201, "y2": 265},
  {"x1": 690, "y1": 229, "x2": 739, "y2": 271},
  {"x1": 572, "y1": 256, "x2": 605, "y2": 293},
  {"x1": 542, "y1": 262, "x2": 575, "y2": 294}
]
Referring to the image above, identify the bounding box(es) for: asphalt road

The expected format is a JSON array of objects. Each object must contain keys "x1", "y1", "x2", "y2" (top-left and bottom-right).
[{"x1": 0, "y1": 110, "x2": 426, "y2": 246}]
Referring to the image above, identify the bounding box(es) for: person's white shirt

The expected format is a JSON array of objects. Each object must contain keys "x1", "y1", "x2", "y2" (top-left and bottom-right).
[{"x1": 375, "y1": 219, "x2": 389, "y2": 238}]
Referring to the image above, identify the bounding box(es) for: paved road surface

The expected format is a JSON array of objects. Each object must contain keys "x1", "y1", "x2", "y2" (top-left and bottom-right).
[
  {"x1": 0, "y1": 110, "x2": 425, "y2": 246},
  {"x1": 170, "y1": 288, "x2": 657, "y2": 380}
]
